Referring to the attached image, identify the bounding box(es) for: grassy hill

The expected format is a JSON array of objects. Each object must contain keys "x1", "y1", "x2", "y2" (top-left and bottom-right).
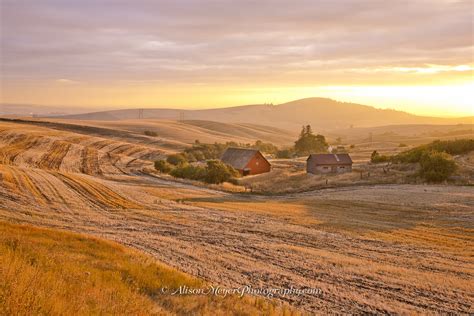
[
  {"x1": 0, "y1": 221, "x2": 295, "y2": 315},
  {"x1": 43, "y1": 98, "x2": 472, "y2": 131}
]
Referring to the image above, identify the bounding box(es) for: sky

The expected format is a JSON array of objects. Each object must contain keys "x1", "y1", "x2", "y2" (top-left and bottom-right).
[{"x1": 1, "y1": 0, "x2": 473, "y2": 117}]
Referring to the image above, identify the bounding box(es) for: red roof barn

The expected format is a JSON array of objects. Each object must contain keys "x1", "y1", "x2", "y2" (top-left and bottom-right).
[{"x1": 221, "y1": 148, "x2": 271, "y2": 176}]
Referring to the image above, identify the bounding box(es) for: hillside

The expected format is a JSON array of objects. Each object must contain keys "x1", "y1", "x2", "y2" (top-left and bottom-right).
[
  {"x1": 329, "y1": 123, "x2": 473, "y2": 145},
  {"x1": 0, "y1": 221, "x2": 291, "y2": 315},
  {"x1": 0, "y1": 117, "x2": 295, "y2": 147},
  {"x1": 54, "y1": 119, "x2": 296, "y2": 145},
  {"x1": 45, "y1": 98, "x2": 473, "y2": 131},
  {"x1": 1, "y1": 118, "x2": 473, "y2": 314}
]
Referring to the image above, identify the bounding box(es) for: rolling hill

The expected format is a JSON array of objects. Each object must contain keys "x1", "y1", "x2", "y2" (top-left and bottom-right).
[{"x1": 42, "y1": 98, "x2": 473, "y2": 131}]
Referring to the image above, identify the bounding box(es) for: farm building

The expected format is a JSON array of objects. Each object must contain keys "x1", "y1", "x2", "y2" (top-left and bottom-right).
[
  {"x1": 307, "y1": 153, "x2": 353, "y2": 174},
  {"x1": 220, "y1": 148, "x2": 271, "y2": 176}
]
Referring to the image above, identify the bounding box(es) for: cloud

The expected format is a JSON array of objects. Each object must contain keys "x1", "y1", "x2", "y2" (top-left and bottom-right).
[
  {"x1": 1, "y1": 0, "x2": 472, "y2": 85},
  {"x1": 56, "y1": 79, "x2": 79, "y2": 84}
]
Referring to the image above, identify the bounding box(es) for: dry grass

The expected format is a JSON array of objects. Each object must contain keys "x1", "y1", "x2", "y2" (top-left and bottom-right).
[
  {"x1": 0, "y1": 221, "x2": 298, "y2": 316},
  {"x1": 192, "y1": 199, "x2": 321, "y2": 225},
  {"x1": 1, "y1": 119, "x2": 473, "y2": 314},
  {"x1": 238, "y1": 164, "x2": 412, "y2": 194},
  {"x1": 37, "y1": 140, "x2": 72, "y2": 170},
  {"x1": 0, "y1": 134, "x2": 43, "y2": 165},
  {"x1": 55, "y1": 172, "x2": 143, "y2": 209}
]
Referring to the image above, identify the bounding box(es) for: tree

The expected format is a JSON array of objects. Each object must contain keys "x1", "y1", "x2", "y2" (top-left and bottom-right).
[
  {"x1": 144, "y1": 130, "x2": 158, "y2": 137},
  {"x1": 276, "y1": 148, "x2": 294, "y2": 159},
  {"x1": 294, "y1": 125, "x2": 328, "y2": 156},
  {"x1": 419, "y1": 151, "x2": 456, "y2": 183},
  {"x1": 170, "y1": 164, "x2": 207, "y2": 180},
  {"x1": 154, "y1": 160, "x2": 172, "y2": 173},
  {"x1": 166, "y1": 154, "x2": 187, "y2": 166},
  {"x1": 205, "y1": 160, "x2": 239, "y2": 184},
  {"x1": 371, "y1": 150, "x2": 389, "y2": 163}
]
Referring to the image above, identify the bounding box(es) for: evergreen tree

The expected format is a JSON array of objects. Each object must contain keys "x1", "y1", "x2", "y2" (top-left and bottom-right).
[{"x1": 294, "y1": 125, "x2": 328, "y2": 156}]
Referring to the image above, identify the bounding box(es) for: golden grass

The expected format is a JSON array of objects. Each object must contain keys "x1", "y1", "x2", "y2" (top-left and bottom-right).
[
  {"x1": 80, "y1": 147, "x2": 102, "y2": 175},
  {"x1": 0, "y1": 165, "x2": 49, "y2": 205},
  {"x1": 0, "y1": 221, "x2": 299, "y2": 316},
  {"x1": 192, "y1": 200, "x2": 321, "y2": 225},
  {"x1": 36, "y1": 140, "x2": 72, "y2": 170},
  {"x1": 0, "y1": 134, "x2": 43, "y2": 165},
  {"x1": 368, "y1": 225, "x2": 474, "y2": 257},
  {"x1": 55, "y1": 173, "x2": 143, "y2": 209}
]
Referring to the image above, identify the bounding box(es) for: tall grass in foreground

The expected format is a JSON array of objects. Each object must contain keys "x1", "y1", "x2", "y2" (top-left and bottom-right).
[{"x1": 0, "y1": 221, "x2": 297, "y2": 315}]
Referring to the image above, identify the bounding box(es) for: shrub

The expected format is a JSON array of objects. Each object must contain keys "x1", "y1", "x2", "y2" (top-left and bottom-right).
[
  {"x1": 371, "y1": 150, "x2": 390, "y2": 163},
  {"x1": 144, "y1": 130, "x2": 158, "y2": 137},
  {"x1": 253, "y1": 140, "x2": 279, "y2": 155},
  {"x1": 399, "y1": 143, "x2": 408, "y2": 147},
  {"x1": 166, "y1": 154, "x2": 187, "y2": 166},
  {"x1": 393, "y1": 139, "x2": 474, "y2": 163},
  {"x1": 184, "y1": 143, "x2": 228, "y2": 161},
  {"x1": 205, "y1": 160, "x2": 239, "y2": 184},
  {"x1": 276, "y1": 148, "x2": 294, "y2": 159},
  {"x1": 183, "y1": 140, "x2": 279, "y2": 162},
  {"x1": 154, "y1": 160, "x2": 172, "y2": 173},
  {"x1": 170, "y1": 164, "x2": 207, "y2": 180},
  {"x1": 168, "y1": 160, "x2": 238, "y2": 184},
  {"x1": 427, "y1": 139, "x2": 474, "y2": 155},
  {"x1": 419, "y1": 151, "x2": 456, "y2": 183}
]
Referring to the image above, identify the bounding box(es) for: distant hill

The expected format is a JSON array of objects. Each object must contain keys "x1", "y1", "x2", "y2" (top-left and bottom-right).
[
  {"x1": 49, "y1": 118, "x2": 296, "y2": 145},
  {"x1": 0, "y1": 103, "x2": 101, "y2": 116},
  {"x1": 5, "y1": 98, "x2": 473, "y2": 131}
]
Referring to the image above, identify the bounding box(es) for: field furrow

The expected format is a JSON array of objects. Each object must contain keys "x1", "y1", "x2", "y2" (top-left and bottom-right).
[
  {"x1": 0, "y1": 134, "x2": 44, "y2": 165},
  {"x1": 54, "y1": 172, "x2": 142, "y2": 210},
  {"x1": 37, "y1": 140, "x2": 72, "y2": 170},
  {"x1": 80, "y1": 147, "x2": 102, "y2": 175},
  {"x1": 0, "y1": 165, "x2": 50, "y2": 204}
]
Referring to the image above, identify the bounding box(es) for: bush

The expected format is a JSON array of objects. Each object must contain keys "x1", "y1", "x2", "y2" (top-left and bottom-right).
[
  {"x1": 393, "y1": 139, "x2": 474, "y2": 163},
  {"x1": 183, "y1": 140, "x2": 279, "y2": 162},
  {"x1": 166, "y1": 154, "x2": 187, "y2": 166},
  {"x1": 205, "y1": 160, "x2": 239, "y2": 184},
  {"x1": 276, "y1": 148, "x2": 294, "y2": 159},
  {"x1": 371, "y1": 150, "x2": 390, "y2": 163},
  {"x1": 399, "y1": 143, "x2": 408, "y2": 147},
  {"x1": 184, "y1": 143, "x2": 228, "y2": 161},
  {"x1": 144, "y1": 130, "x2": 158, "y2": 137},
  {"x1": 253, "y1": 140, "x2": 278, "y2": 155},
  {"x1": 154, "y1": 160, "x2": 172, "y2": 173},
  {"x1": 170, "y1": 164, "x2": 207, "y2": 180},
  {"x1": 419, "y1": 151, "x2": 456, "y2": 183},
  {"x1": 168, "y1": 160, "x2": 238, "y2": 184}
]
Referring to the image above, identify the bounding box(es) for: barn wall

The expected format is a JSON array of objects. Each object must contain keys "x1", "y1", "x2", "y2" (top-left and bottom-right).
[
  {"x1": 307, "y1": 160, "x2": 352, "y2": 174},
  {"x1": 244, "y1": 152, "x2": 271, "y2": 175}
]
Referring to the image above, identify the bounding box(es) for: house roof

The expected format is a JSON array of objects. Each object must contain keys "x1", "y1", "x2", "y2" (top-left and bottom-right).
[
  {"x1": 221, "y1": 147, "x2": 263, "y2": 170},
  {"x1": 307, "y1": 153, "x2": 352, "y2": 165}
]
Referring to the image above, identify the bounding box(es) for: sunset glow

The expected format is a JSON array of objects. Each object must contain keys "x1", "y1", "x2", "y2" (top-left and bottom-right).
[{"x1": 1, "y1": 0, "x2": 473, "y2": 117}]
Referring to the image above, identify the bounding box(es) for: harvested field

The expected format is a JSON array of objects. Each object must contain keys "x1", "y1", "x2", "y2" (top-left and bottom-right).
[
  {"x1": 37, "y1": 140, "x2": 72, "y2": 170},
  {"x1": 0, "y1": 119, "x2": 473, "y2": 314},
  {"x1": 80, "y1": 147, "x2": 102, "y2": 175}
]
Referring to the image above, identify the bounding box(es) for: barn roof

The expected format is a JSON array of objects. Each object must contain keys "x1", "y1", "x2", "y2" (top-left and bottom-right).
[
  {"x1": 307, "y1": 153, "x2": 352, "y2": 165},
  {"x1": 221, "y1": 147, "x2": 262, "y2": 170}
]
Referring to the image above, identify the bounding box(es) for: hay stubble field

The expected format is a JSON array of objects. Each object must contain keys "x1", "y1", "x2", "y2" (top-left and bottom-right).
[{"x1": 0, "y1": 119, "x2": 473, "y2": 314}]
